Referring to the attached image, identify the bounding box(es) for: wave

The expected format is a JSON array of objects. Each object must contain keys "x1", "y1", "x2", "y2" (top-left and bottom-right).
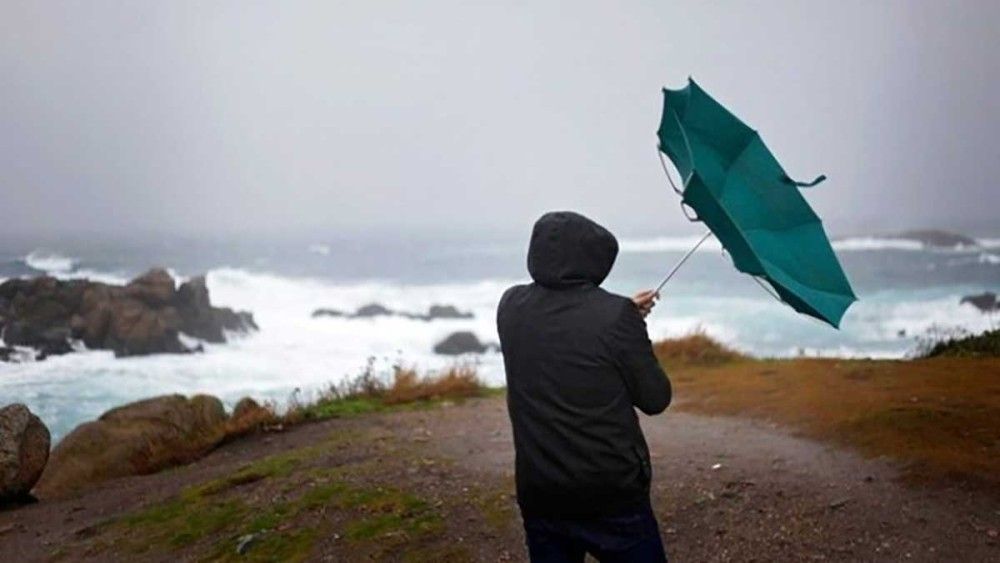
[
  {"x1": 4, "y1": 260, "x2": 998, "y2": 442},
  {"x1": 24, "y1": 250, "x2": 77, "y2": 273},
  {"x1": 979, "y1": 253, "x2": 1000, "y2": 265},
  {"x1": 831, "y1": 237, "x2": 925, "y2": 251}
]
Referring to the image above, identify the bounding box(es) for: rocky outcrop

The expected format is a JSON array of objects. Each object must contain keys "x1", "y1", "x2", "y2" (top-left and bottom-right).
[
  {"x1": 312, "y1": 303, "x2": 474, "y2": 322},
  {"x1": 433, "y1": 331, "x2": 497, "y2": 355},
  {"x1": 961, "y1": 292, "x2": 999, "y2": 313},
  {"x1": 0, "y1": 404, "x2": 51, "y2": 504},
  {"x1": 34, "y1": 394, "x2": 229, "y2": 498},
  {"x1": 886, "y1": 229, "x2": 979, "y2": 249},
  {"x1": 311, "y1": 308, "x2": 345, "y2": 318},
  {"x1": 0, "y1": 269, "x2": 256, "y2": 361}
]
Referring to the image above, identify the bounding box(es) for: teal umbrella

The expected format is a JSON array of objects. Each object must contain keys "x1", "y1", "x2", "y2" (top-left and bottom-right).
[{"x1": 656, "y1": 78, "x2": 856, "y2": 328}]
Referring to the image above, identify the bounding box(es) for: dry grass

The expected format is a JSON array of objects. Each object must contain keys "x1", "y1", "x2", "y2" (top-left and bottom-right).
[
  {"x1": 652, "y1": 330, "x2": 746, "y2": 365},
  {"x1": 283, "y1": 361, "x2": 490, "y2": 424},
  {"x1": 655, "y1": 335, "x2": 1000, "y2": 488},
  {"x1": 383, "y1": 365, "x2": 483, "y2": 405}
]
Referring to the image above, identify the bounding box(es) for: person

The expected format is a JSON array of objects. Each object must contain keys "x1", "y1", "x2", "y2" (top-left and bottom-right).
[{"x1": 497, "y1": 211, "x2": 672, "y2": 562}]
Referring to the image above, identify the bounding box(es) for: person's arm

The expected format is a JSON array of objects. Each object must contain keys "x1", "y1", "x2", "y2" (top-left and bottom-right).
[{"x1": 608, "y1": 299, "x2": 672, "y2": 415}]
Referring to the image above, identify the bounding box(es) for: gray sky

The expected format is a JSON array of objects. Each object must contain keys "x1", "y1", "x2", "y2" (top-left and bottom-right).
[{"x1": 2, "y1": 1, "x2": 998, "y2": 240}]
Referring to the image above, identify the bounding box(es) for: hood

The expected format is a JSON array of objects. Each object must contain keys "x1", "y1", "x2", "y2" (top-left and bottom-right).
[{"x1": 527, "y1": 211, "x2": 619, "y2": 288}]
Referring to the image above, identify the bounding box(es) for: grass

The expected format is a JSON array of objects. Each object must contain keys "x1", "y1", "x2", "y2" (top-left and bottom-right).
[
  {"x1": 652, "y1": 330, "x2": 746, "y2": 365},
  {"x1": 921, "y1": 328, "x2": 1000, "y2": 358},
  {"x1": 288, "y1": 362, "x2": 490, "y2": 423},
  {"x1": 655, "y1": 332, "x2": 1000, "y2": 487},
  {"x1": 104, "y1": 431, "x2": 444, "y2": 561}
]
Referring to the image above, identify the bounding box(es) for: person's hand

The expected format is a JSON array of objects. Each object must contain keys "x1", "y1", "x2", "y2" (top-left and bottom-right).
[{"x1": 631, "y1": 289, "x2": 659, "y2": 318}]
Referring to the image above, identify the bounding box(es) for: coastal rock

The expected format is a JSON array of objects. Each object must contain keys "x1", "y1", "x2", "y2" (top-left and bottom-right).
[
  {"x1": 424, "y1": 304, "x2": 474, "y2": 321},
  {"x1": 0, "y1": 346, "x2": 17, "y2": 363},
  {"x1": 125, "y1": 268, "x2": 175, "y2": 306},
  {"x1": 961, "y1": 292, "x2": 999, "y2": 313},
  {"x1": 433, "y1": 331, "x2": 496, "y2": 355},
  {"x1": 353, "y1": 303, "x2": 394, "y2": 318},
  {"x1": 35, "y1": 394, "x2": 228, "y2": 498},
  {"x1": 0, "y1": 270, "x2": 256, "y2": 360},
  {"x1": 311, "y1": 303, "x2": 474, "y2": 321},
  {"x1": 311, "y1": 308, "x2": 345, "y2": 318},
  {"x1": 0, "y1": 404, "x2": 51, "y2": 503},
  {"x1": 174, "y1": 276, "x2": 257, "y2": 342},
  {"x1": 886, "y1": 229, "x2": 979, "y2": 249}
]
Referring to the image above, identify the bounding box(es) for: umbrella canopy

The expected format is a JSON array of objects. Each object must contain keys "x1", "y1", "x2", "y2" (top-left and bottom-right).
[{"x1": 657, "y1": 78, "x2": 856, "y2": 328}]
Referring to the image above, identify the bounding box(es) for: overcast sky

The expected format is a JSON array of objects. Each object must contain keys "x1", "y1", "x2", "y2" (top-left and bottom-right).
[{"x1": 2, "y1": 1, "x2": 998, "y2": 240}]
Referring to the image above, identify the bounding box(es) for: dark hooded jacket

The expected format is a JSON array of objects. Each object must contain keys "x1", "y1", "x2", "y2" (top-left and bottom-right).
[{"x1": 497, "y1": 211, "x2": 672, "y2": 518}]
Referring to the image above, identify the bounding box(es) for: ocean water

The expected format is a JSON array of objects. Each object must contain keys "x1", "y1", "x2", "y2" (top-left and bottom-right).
[{"x1": 1, "y1": 233, "x2": 998, "y2": 442}]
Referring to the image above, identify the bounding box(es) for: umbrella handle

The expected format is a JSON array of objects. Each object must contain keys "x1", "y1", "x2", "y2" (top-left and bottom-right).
[{"x1": 654, "y1": 230, "x2": 714, "y2": 294}]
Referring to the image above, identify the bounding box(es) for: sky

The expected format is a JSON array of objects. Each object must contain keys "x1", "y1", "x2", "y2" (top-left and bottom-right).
[{"x1": 2, "y1": 1, "x2": 998, "y2": 241}]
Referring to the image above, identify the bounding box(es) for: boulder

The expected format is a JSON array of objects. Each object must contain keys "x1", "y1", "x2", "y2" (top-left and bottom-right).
[
  {"x1": 232, "y1": 397, "x2": 263, "y2": 420},
  {"x1": 228, "y1": 397, "x2": 273, "y2": 435},
  {"x1": 0, "y1": 404, "x2": 51, "y2": 503},
  {"x1": 35, "y1": 394, "x2": 228, "y2": 498},
  {"x1": 433, "y1": 331, "x2": 494, "y2": 355}
]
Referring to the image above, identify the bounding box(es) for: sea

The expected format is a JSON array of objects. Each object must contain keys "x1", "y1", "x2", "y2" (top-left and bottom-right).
[{"x1": 1, "y1": 232, "x2": 998, "y2": 442}]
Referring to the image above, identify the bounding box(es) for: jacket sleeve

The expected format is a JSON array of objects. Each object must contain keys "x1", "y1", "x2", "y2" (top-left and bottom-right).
[{"x1": 608, "y1": 300, "x2": 672, "y2": 415}]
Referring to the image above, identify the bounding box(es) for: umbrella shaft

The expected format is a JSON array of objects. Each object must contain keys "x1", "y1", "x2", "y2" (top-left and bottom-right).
[{"x1": 655, "y1": 230, "x2": 714, "y2": 294}]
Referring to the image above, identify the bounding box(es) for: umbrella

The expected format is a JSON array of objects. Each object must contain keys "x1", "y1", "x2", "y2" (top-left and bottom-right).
[{"x1": 655, "y1": 78, "x2": 857, "y2": 328}]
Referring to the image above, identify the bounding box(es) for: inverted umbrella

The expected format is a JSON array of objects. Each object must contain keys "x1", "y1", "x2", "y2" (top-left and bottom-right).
[{"x1": 655, "y1": 78, "x2": 856, "y2": 328}]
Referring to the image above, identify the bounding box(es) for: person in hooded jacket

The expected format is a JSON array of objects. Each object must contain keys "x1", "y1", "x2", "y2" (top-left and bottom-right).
[{"x1": 497, "y1": 211, "x2": 671, "y2": 562}]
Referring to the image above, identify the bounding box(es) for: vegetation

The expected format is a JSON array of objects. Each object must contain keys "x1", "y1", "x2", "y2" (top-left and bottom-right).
[
  {"x1": 285, "y1": 361, "x2": 490, "y2": 423},
  {"x1": 101, "y1": 435, "x2": 444, "y2": 561},
  {"x1": 918, "y1": 327, "x2": 1000, "y2": 359},
  {"x1": 652, "y1": 329, "x2": 746, "y2": 365},
  {"x1": 655, "y1": 332, "x2": 1000, "y2": 487}
]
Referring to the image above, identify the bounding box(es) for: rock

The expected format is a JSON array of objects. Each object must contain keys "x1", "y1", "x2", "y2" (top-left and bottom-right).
[
  {"x1": 105, "y1": 298, "x2": 186, "y2": 357},
  {"x1": 35, "y1": 394, "x2": 229, "y2": 498},
  {"x1": 0, "y1": 270, "x2": 255, "y2": 360},
  {"x1": 424, "y1": 304, "x2": 474, "y2": 321},
  {"x1": 353, "y1": 303, "x2": 394, "y2": 318},
  {"x1": 0, "y1": 346, "x2": 17, "y2": 363},
  {"x1": 311, "y1": 308, "x2": 345, "y2": 318},
  {"x1": 232, "y1": 397, "x2": 263, "y2": 420},
  {"x1": 961, "y1": 292, "x2": 999, "y2": 313},
  {"x1": 886, "y1": 229, "x2": 978, "y2": 249},
  {"x1": 312, "y1": 303, "x2": 474, "y2": 321},
  {"x1": 0, "y1": 404, "x2": 51, "y2": 503},
  {"x1": 433, "y1": 331, "x2": 495, "y2": 355},
  {"x1": 125, "y1": 268, "x2": 175, "y2": 306},
  {"x1": 173, "y1": 276, "x2": 255, "y2": 342}
]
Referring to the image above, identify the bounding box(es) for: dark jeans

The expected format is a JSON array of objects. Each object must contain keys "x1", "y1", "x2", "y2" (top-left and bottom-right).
[{"x1": 522, "y1": 504, "x2": 667, "y2": 562}]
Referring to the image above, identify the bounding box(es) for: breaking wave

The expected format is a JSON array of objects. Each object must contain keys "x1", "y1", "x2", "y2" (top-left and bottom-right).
[{"x1": 24, "y1": 250, "x2": 78, "y2": 273}]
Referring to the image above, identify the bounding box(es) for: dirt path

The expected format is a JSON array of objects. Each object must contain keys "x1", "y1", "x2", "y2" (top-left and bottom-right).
[{"x1": 2, "y1": 396, "x2": 998, "y2": 562}]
